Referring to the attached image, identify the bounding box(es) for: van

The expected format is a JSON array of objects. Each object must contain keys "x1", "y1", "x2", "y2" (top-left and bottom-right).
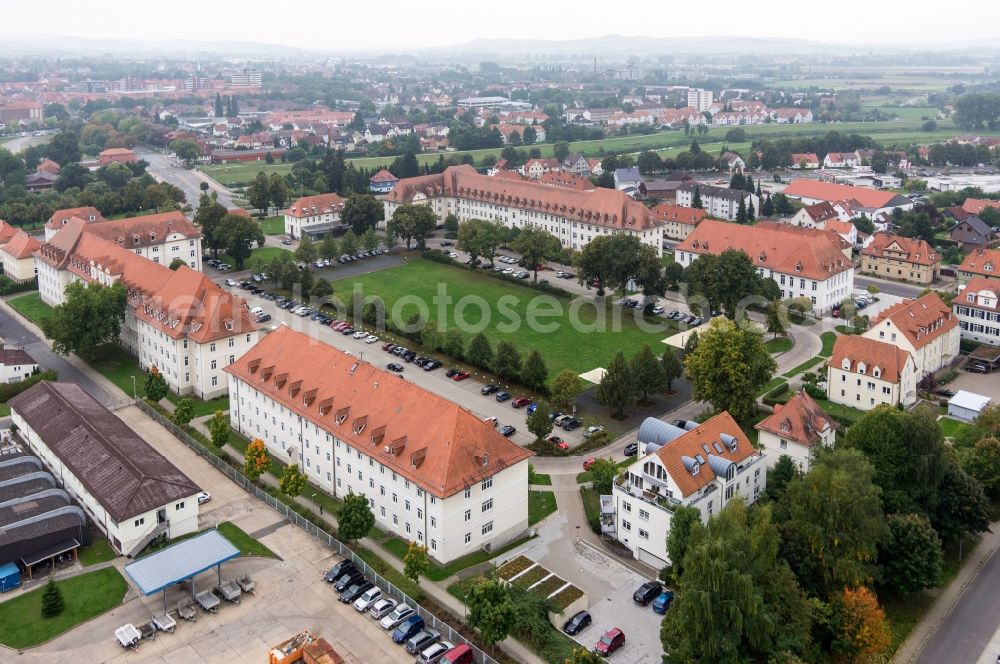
[
  {"x1": 440, "y1": 644, "x2": 473, "y2": 664},
  {"x1": 250, "y1": 306, "x2": 264, "y2": 316}
]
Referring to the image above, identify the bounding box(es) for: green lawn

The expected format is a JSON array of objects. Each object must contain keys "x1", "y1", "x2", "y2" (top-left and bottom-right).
[
  {"x1": 818, "y1": 400, "x2": 867, "y2": 428},
  {"x1": 259, "y1": 216, "x2": 285, "y2": 235},
  {"x1": 0, "y1": 403, "x2": 9, "y2": 417},
  {"x1": 938, "y1": 417, "x2": 971, "y2": 440},
  {"x1": 781, "y1": 356, "x2": 826, "y2": 378},
  {"x1": 382, "y1": 533, "x2": 534, "y2": 582},
  {"x1": 219, "y1": 246, "x2": 293, "y2": 268},
  {"x1": 765, "y1": 337, "x2": 794, "y2": 354},
  {"x1": 819, "y1": 331, "x2": 838, "y2": 357},
  {"x1": 580, "y1": 487, "x2": 601, "y2": 533},
  {"x1": 216, "y1": 521, "x2": 277, "y2": 558},
  {"x1": 331, "y1": 259, "x2": 673, "y2": 379},
  {"x1": 8, "y1": 292, "x2": 54, "y2": 327},
  {"x1": 757, "y1": 377, "x2": 786, "y2": 397},
  {"x1": 0, "y1": 567, "x2": 128, "y2": 649},
  {"x1": 531, "y1": 473, "x2": 552, "y2": 486},
  {"x1": 529, "y1": 490, "x2": 557, "y2": 526},
  {"x1": 834, "y1": 324, "x2": 863, "y2": 336},
  {"x1": 78, "y1": 539, "x2": 117, "y2": 567}
]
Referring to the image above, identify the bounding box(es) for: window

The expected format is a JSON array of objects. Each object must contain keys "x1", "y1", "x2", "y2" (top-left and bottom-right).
[
  {"x1": 134, "y1": 517, "x2": 145, "y2": 527},
  {"x1": 380, "y1": 506, "x2": 386, "y2": 517},
  {"x1": 431, "y1": 539, "x2": 437, "y2": 551},
  {"x1": 430, "y1": 516, "x2": 436, "y2": 528},
  {"x1": 228, "y1": 337, "x2": 235, "y2": 348},
  {"x1": 210, "y1": 343, "x2": 216, "y2": 352},
  {"x1": 211, "y1": 376, "x2": 218, "y2": 387},
  {"x1": 638, "y1": 508, "x2": 649, "y2": 521},
  {"x1": 780, "y1": 439, "x2": 788, "y2": 449},
  {"x1": 464, "y1": 487, "x2": 471, "y2": 499},
  {"x1": 465, "y1": 532, "x2": 472, "y2": 544},
  {"x1": 482, "y1": 498, "x2": 493, "y2": 512},
  {"x1": 621, "y1": 502, "x2": 631, "y2": 513},
  {"x1": 621, "y1": 519, "x2": 631, "y2": 532},
  {"x1": 639, "y1": 529, "x2": 649, "y2": 540},
  {"x1": 175, "y1": 501, "x2": 185, "y2": 511},
  {"x1": 481, "y1": 477, "x2": 493, "y2": 491},
  {"x1": 392, "y1": 515, "x2": 398, "y2": 526},
  {"x1": 481, "y1": 522, "x2": 493, "y2": 536},
  {"x1": 405, "y1": 500, "x2": 410, "y2": 511}
]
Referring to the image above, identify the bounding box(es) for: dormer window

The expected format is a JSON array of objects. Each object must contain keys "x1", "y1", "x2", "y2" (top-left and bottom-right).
[
  {"x1": 873, "y1": 368, "x2": 881, "y2": 378},
  {"x1": 857, "y1": 363, "x2": 866, "y2": 375},
  {"x1": 691, "y1": 462, "x2": 700, "y2": 475},
  {"x1": 968, "y1": 294, "x2": 976, "y2": 302}
]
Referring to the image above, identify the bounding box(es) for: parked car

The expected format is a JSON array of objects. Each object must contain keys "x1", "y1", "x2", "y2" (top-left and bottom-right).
[
  {"x1": 445, "y1": 369, "x2": 460, "y2": 378},
  {"x1": 934, "y1": 388, "x2": 956, "y2": 397},
  {"x1": 369, "y1": 598, "x2": 398, "y2": 620},
  {"x1": 416, "y1": 640, "x2": 455, "y2": 664},
  {"x1": 481, "y1": 384, "x2": 500, "y2": 395},
  {"x1": 353, "y1": 586, "x2": 382, "y2": 612},
  {"x1": 383, "y1": 343, "x2": 397, "y2": 352},
  {"x1": 439, "y1": 644, "x2": 474, "y2": 664},
  {"x1": 652, "y1": 590, "x2": 675, "y2": 614},
  {"x1": 441, "y1": 240, "x2": 454, "y2": 247},
  {"x1": 633, "y1": 580, "x2": 662, "y2": 606},
  {"x1": 483, "y1": 416, "x2": 498, "y2": 428},
  {"x1": 386, "y1": 363, "x2": 404, "y2": 372},
  {"x1": 624, "y1": 442, "x2": 639, "y2": 456},
  {"x1": 583, "y1": 457, "x2": 596, "y2": 471},
  {"x1": 224, "y1": 278, "x2": 237, "y2": 287},
  {"x1": 365, "y1": 334, "x2": 379, "y2": 344},
  {"x1": 495, "y1": 391, "x2": 512, "y2": 403},
  {"x1": 553, "y1": 414, "x2": 571, "y2": 427},
  {"x1": 339, "y1": 579, "x2": 374, "y2": 603},
  {"x1": 595, "y1": 628, "x2": 625, "y2": 656},
  {"x1": 499, "y1": 425, "x2": 516, "y2": 437},
  {"x1": 380, "y1": 603, "x2": 414, "y2": 630},
  {"x1": 547, "y1": 435, "x2": 568, "y2": 450},
  {"x1": 511, "y1": 397, "x2": 532, "y2": 408},
  {"x1": 583, "y1": 425, "x2": 604, "y2": 438},
  {"x1": 324, "y1": 559, "x2": 354, "y2": 582},
  {"x1": 562, "y1": 610, "x2": 592, "y2": 636},
  {"x1": 334, "y1": 569, "x2": 366, "y2": 592},
  {"x1": 392, "y1": 615, "x2": 426, "y2": 644},
  {"x1": 196, "y1": 491, "x2": 211, "y2": 504},
  {"x1": 561, "y1": 418, "x2": 582, "y2": 431},
  {"x1": 423, "y1": 360, "x2": 442, "y2": 371},
  {"x1": 405, "y1": 628, "x2": 441, "y2": 655}
]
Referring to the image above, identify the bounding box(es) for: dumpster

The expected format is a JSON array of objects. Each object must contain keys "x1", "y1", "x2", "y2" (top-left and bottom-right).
[{"x1": 0, "y1": 562, "x2": 20, "y2": 592}]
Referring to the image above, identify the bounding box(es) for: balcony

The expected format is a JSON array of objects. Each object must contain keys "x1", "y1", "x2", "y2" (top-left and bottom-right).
[{"x1": 614, "y1": 473, "x2": 681, "y2": 513}]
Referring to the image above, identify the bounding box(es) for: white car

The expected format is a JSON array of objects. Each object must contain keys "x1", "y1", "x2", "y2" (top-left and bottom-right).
[
  {"x1": 353, "y1": 586, "x2": 382, "y2": 612},
  {"x1": 503, "y1": 268, "x2": 514, "y2": 274},
  {"x1": 225, "y1": 279, "x2": 237, "y2": 287},
  {"x1": 380, "y1": 603, "x2": 414, "y2": 629},
  {"x1": 196, "y1": 491, "x2": 211, "y2": 504},
  {"x1": 583, "y1": 425, "x2": 605, "y2": 439},
  {"x1": 353, "y1": 330, "x2": 368, "y2": 339},
  {"x1": 449, "y1": 252, "x2": 459, "y2": 259},
  {"x1": 365, "y1": 334, "x2": 379, "y2": 344},
  {"x1": 369, "y1": 597, "x2": 397, "y2": 620}
]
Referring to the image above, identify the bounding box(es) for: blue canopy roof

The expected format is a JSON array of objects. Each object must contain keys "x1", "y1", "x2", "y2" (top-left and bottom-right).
[{"x1": 124, "y1": 529, "x2": 240, "y2": 596}]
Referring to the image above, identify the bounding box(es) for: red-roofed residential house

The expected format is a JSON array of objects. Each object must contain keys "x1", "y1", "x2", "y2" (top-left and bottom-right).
[
  {"x1": 789, "y1": 153, "x2": 820, "y2": 169},
  {"x1": 953, "y1": 277, "x2": 1000, "y2": 347},
  {"x1": 958, "y1": 248, "x2": 1000, "y2": 286},
  {"x1": 961, "y1": 198, "x2": 1000, "y2": 216},
  {"x1": 0, "y1": 229, "x2": 41, "y2": 282},
  {"x1": 861, "y1": 233, "x2": 940, "y2": 285},
  {"x1": 755, "y1": 390, "x2": 836, "y2": 471},
  {"x1": 283, "y1": 193, "x2": 347, "y2": 240},
  {"x1": 610, "y1": 410, "x2": 766, "y2": 567},
  {"x1": 368, "y1": 169, "x2": 399, "y2": 194},
  {"x1": 827, "y1": 335, "x2": 917, "y2": 410},
  {"x1": 98, "y1": 147, "x2": 138, "y2": 165},
  {"x1": 782, "y1": 178, "x2": 914, "y2": 215},
  {"x1": 862, "y1": 292, "x2": 959, "y2": 375},
  {"x1": 225, "y1": 326, "x2": 532, "y2": 564}
]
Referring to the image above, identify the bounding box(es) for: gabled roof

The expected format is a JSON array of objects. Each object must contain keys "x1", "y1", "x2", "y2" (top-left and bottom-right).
[
  {"x1": 675, "y1": 219, "x2": 853, "y2": 281},
  {"x1": 959, "y1": 248, "x2": 1000, "y2": 277},
  {"x1": 0, "y1": 220, "x2": 19, "y2": 245},
  {"x1": 9, "y1": 382, "x2": 200, "y2": 522},
  {"x1": 654, "y1": 412, "x2": 757, "y2": 498},
  {"x1": 677, "y1": 183, "x2": 750, "y2": 203},
  {"x1": 961, "y1": 198, "x2": 1000, "y2": 215},
  {"x1": 956, "y1": 277, "x2": 1000, "y2": 313},
  {"x1": 369, "y1": 168, "x2": 398, "y2": 183},
  {"x1": 782, "y1": 179, "x2": 911, "y2": 210},
  {"x1": 1, "y1": 229, "x2": 41, "y2": 259},
  {"x1": 45, "y1": 206, "x2": 105, "y2": 232},
  {"x1": 755, "y1": 390, "x2": 835, "y2": 447},
  {"x1": 99, "y1": 147, "x2": 135, "y2": 157},
  {"x1": 0, "y1": 345, "x2": 36, "y2": 367},
  {"x1": 81, "y1": 211, "x2": 201, "y2": 248},
  {"x1": 36, "y1": 158, "x2": 61, "y2": 174},
  {"x1": 801, "y1": 201, "x2": 840, "y2": 224},
  {"x1": 951, "y1": 216, "x2": 993, "y2": 239},
  {"x1": 829, "y1": 335, "x2": 913, "y2": 383},
  {"x1": 283, "y1": 193, "x2": 346, "y2": 218},
  {"x1": 869, "y1": 292, "x2": 957, "y2": 351},
  {"x1": 824, "y1": 219, "x2": 856, "y2": 236},
  {"x1": 861, "y1": 233, "x2": 938, "y2": 266},
  {"x1": 225, "y1": 327, "x2": 532, "y2": 499},
  {"x1": 649, "y1": 203, "x2": 705, "y2": 225},
  {"x1": 791, "y1": 153, "x2": 819, "y2": 164}
]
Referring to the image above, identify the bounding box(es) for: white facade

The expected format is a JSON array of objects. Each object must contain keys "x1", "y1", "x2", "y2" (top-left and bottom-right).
[
  {"x1": 954, "y1": 280, "x2": 1000, "y2": 347},
  {"x1": 675, "y1": 186, "x2": 759, "y2": 222},
  {"x1": 125, "y1": 232, "x2": 203, "y2": 271},
  {"x1": 227, "y1": 377, "x2": 530, "y2": 564},
  {"x1": 0, "y1": 356, "x2": 37, "y2": 383},
  {"x1": 0, "y1": 251, "x2": 37, "y2": 282},
  {"x1": 863, "y1": 317, "x2": 960, "y2": 377},
  {"x1": 687, "y1": 88, "x2": 714, "y2": 112},
  {"x1": 827, "y1": 355, "x2": 917, "y2": 411}
]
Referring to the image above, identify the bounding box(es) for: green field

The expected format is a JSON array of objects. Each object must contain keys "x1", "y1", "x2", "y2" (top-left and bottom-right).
[
  {"x1": 765, "y1": 337, "x2": 794, "y2": 354},
  {"x1": 529, "y1": 490, "x2": 557, "y2": 526},
  {"x1": 259, "y1": 216, "x2": 284, "y2": 235},
  {"x1": 217, "y1": 521, "x2": 277, "y2": 558},
  {"x1": 78, "y1": 540, "x2": 117, "y2": 567},
  {"x1": 0, "y1": 568, "x2": 128, "y2": 649},
  {"x1": 331, "y1": 259, "x2": 673, "y2": 379},
  {"x1": 8, "y1": 292, "x2": 54, "y2": 327},
  {"x1": 219, "y1": 246, "x2": 293, "y2": 267}
]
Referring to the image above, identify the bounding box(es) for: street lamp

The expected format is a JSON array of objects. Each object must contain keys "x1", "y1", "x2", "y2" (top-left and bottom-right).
[
  {"x1": 312, "y1": 492, "x2": 322, "y2": 515},
  {"x1": 131, "y1": 375, "x2": 137, "y2": 400}
]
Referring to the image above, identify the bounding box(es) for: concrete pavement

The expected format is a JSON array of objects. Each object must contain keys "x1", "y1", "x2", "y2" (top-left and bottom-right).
[{"x1": 139, "y1": 148, "x2": 236, "y2": 209}]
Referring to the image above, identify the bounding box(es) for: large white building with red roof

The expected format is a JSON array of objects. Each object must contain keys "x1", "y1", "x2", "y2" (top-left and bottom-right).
[
  {"x1": 861, "y1": 292, "x2": 959, "y2": 376},
  {"x1": 35, "y1": 218, "x2": 257, "y2": 398},
  {"x1": 782, "y1": 178, "x2": 913, "y2": 216},
  {"x1": 827, "y1": 335, "x2": 918, "y2": 410},
  {"x1": 225, "y1": 326, "x2": 532, "y2": 564},
  {"x1": 953, "y1": 277, "x2": 1000, "y2": 347},
  {"x1": 384, "y1": 165, "x2": 664, "y2": 254},
  {"x1": 609, "y1": 412, "x2": 766, "y2": 568},
  {"x1": 282, "y1": 193, "x2": 347, "y2": 240},
  {"x1": 674, "y1": 220, "x2": 855, "y2": 314}
]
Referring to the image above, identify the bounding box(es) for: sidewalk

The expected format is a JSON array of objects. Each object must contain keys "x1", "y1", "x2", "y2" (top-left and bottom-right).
[{"x1": 892, "y1": 520, "x2": 1000, "y2": 663}]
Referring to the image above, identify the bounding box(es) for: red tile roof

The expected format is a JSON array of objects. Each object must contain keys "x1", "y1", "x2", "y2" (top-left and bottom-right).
[
  {"x1": 99, "y1": 147, "x2": 136, "y2": 157},
  {"x1": 959, "y1": 248, "x2": 1000, "y2": 278},
  {"x1": 0, "y1": 221, "x2": 19, "y2": 245},
  {"x1": 81, "y1": 211, "x2": 200, "y2": 248},
  {"x1": 782, "y1": 178, "x2": 908, "y2": 209},
  {"x1": 654, "y1": 411, "x2": 758, "y2": 498},
  {"x1": 675, "y1": 219, "x2": 852, "y2": 281},
  {"x1": 45, "y1": 207, "x2": 105, "y2": 232},
  {"x1": 1, "y1": 229, "x2": 41, "y2": 259},
  {"x1": 957, "y1": 277, "x2": 1000, "y2": 313},
  {"x1": 284, "y1": 193, "x2": 346, "y2": 218},
  {"x1": 649, "y1": 203, "x2": 706, "y2": 225},
  {"x1": 537, "y1": 171, "x2": 595, "y2": 191},
  {"x1": 369, "y1": 169, "x2": 398, "y2": 183},
  {"x1": 801, "y1": 201, "x2": 840, "y2": 224},
  {"x1": 861, "y1": 233, "x2": 938, "y2": 267},
  {"x1": 829, "y1": 335, "x2": 913, "y2": 383},
  {"x1": 870, "y1": 292, "x2": 957, "y2": 351},
  {"x1": 961, "y1": 198, "x2": 1000, "y2": 215},
  {"x1": 387, "y1": 165, "x2": 658, "y2": 232},
  {"x1": 225, "y1": 326, "x2": 532, "y2": 499},
  {"x1": 36, "y1": 158, "x2": 61, "y2": 174},
  {"x1": 755, "y1": 389, "x2": 835, "y2": 447},
  {"x1": 791, "y1": 153, "x2": 819, "y2": 165}
]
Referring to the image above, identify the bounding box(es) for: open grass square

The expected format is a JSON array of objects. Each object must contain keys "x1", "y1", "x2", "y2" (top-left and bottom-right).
[
  {"x1": 331, "y1": 259, "x2": 673, "y2": 379},
  {"x1": 216, "y1": 521, "x2": 277, "y2": 558},
  {"x1": 529, "y1": 490, "x2": 557, "y2": 526},
  {"x1": 0, "y1": 567, "x2": 128, "y2": 649},
  {"x1": 765, "y1": 337, "x2": 794, "y2": 354},
  {"x1": 259, "y1": 216, "x2": 285, "y2": 235},
  {"x1": 78, "y1": 539, "x2": 117, "y2": 567},
  {"x1": 8, "y1": 292, "x2": 54, "y2": 328}
]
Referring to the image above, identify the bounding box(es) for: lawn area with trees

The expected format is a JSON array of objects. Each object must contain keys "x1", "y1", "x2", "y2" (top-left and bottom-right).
[
  {"x1": 8, "y1": 292, "x2": 54, "y2": 327},
  {"x1": 330, "y1": 259, "x2": 672, "y2": 379}
]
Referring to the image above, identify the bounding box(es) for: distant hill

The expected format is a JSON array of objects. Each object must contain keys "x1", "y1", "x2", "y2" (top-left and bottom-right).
[
  {"x1": 0, "y1": 34, "x2": 304, "y2": 57},
  {"x1": 447, "y1": 34, "x2": 825, "y2": 57}
]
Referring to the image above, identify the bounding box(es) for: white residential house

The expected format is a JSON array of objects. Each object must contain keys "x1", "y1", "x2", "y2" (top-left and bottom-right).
[
  {"x1": 823, "y1": 151, "x2": 860, "y2": 168},
  {"x1": 953, "y1": 277, "x2": 1000, "y2": 347},
  {"x1": 861, "y1": 292, "x2": 960, "y2": 376},
  {"x1": 283, "y1": 193, "x2": 347, "y2": 239},
  {"x1": 755, "y1": 390, "x2": 836, "y2": 472},
  {"x1": 0, "y1": 229, "x2": 41, "y2": 282},
  {"x1": 613, "y1": 167, "x2": 641, "y2": 191},
  {"x1": 225, "y1": 326, "x2": 533, "y2": 565},
  {"x1": 0, "y1": 343, "x2": 38, "y2": 383},
  {"x1": 606, "y1": 412, "x2": 766, "y2": 568},
  {"x1": 676, "y1": 183, "x2": 759, "y2": 222},
  {"x1": 827, "y1": 335, "x2": 918, "y2": 411}
]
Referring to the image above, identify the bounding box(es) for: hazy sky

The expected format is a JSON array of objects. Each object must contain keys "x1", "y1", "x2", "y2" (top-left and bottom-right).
[{"x1": 5, "y1": 0, "x2": 999, "y2": 49}]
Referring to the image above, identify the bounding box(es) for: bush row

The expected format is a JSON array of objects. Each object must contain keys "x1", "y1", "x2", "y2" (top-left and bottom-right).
[
  {"x1": 0, "y1": 369, "x2": 57, "y2": 403},
  {"x1": 762, "y1": 381, "x2": 790, "y2": 406}
]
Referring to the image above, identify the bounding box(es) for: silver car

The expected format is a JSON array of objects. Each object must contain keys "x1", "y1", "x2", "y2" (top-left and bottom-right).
[
  {"x1": 416, "y1": 640, "x2": 455, "y2": 664},
  {"x1": 353, "y1": 586, "x2": 382, "y2": 612},
  {"x1": 369, "y1": 597, "x2": 397, "y2": 620},
  {"x1": 380, "y1": 603, "x2": 414, "y2": 629}
]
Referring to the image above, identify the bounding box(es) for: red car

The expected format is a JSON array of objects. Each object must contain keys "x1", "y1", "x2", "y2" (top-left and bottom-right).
[
  {"x1": 547, "y1": 435, "x2": 568, "y2": 450},
  {"x1": 583, "y1": 457, "x2": 596, "y2": 471},
  {"x1": 595, "y1": 628, "x2": 625, "y2": 656},
  {"x1": 511, "y1": 397, "x2": 532, "y2": 408},
  {"x1": 452, "y1": 371, "x2": 470, "y2": 381}
]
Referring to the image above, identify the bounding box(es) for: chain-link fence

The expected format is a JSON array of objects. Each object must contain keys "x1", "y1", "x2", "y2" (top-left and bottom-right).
[{"x1": 138, "y1": 400, "x2": 498, "y2": 664}]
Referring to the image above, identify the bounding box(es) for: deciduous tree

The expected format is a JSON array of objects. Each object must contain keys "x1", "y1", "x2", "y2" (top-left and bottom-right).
[
  {"x1": 492, "y1": 341, "x2": 522, "y2": 381},
  {"x1": 527, "y1": 402, "x2": 553, "y2": 441},
  {"x1": 342, "y1": 194, "x2": 384, "y2": 235},
  {"x1": 587, "y1": 458, "x2": 619, "y2": 494},
  {"x1": 549, "y1": 369, "x2": 585, "y2": 411},
  {"x1": 879, "y1": 512, "x2": 943, "y2": 594},
  {"x1": 295, "y1": 235, "x2": 318, "y2": 263},
  {"x1": 597, "y1": 351, "x2": 635, "y2": 418},
  {"x1": 243, "y1": 438, "x2": 270, "y2": 481},
  {"x1": 337, "y1": 492, "x2": 375, "y2": 544},
  {"x1": 521, "y1": 350, "x2": 548, "y2": 392},
  {"x1": 387, "y1": 203, "x2": 436, "y2": 249},
  {"x1": 512, "y1": 227, "x2": 562, "y2": 282},
  {"x1": 665, "y1": 505, "x2": 700, "y2": 580},
  {"x1": 246, "y1": 172, "x2": 271, "y2": 214},
  {"x1": 208, "y1": 410, "x2": 230, "y2": 448},
  {"x1": 661, "y1": 348, "x2": 683, "y2": 392},
  {"x1": 829, "y1": 587, "x2": 891, "y2": 662},
  {"x1": 143, "y1": 366, "x2": 169, "y2": 402},
  {"x1": 403, "y1": 542, "x2": 429, "y2": 587},
  {"x1": 466, "y1": 577, "x2": 515, "y2": 648},
  {"x1": 630, "y1": 344, "x2": 668, "y2": 403},
  {"x1": 466, "y1": 333, "x2": 493, "y2": 370},
  {"x1": 279, "y1": 464, "x2": 306, "y2": 497},
  {"x1": 42, "y1": 281, "x2": 127, "y2": 360},
  {"x1": 221, "y1": 215, "x2": 265, "y2": 269},
  {"x1": 173, "y1": 397, "x2": 195, "y2": 427}
]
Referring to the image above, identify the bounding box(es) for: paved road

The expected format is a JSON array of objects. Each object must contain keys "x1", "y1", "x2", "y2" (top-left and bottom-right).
[
  {"x1": 855, "y1": 274, "x2": 949, "y2": 299},
  {"x1": 0, "y1": 133, "x2": 50, "y2": 154},
  {"x1": 0, "y1": 299, "x2": 116, "y2": 407},
  {"x1": 139, "y1": 148, "x2": 236, "y2": 209},
  {"x1": 916, "y1": 547, "x2": 1000, "y2": 664}
]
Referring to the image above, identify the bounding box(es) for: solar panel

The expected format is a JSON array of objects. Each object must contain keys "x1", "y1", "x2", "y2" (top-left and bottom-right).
[{"x1": 713, "y1": 442, "x2": 723, "y2": 454}]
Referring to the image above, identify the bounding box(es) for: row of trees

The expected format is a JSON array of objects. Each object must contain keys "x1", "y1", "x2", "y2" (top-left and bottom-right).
[
  {"x1": 596, "y1": 345, "x2": 682, "y2": 417},
  {"x1": 193, "y1": 195, "x2": 265, "y2": 268}
]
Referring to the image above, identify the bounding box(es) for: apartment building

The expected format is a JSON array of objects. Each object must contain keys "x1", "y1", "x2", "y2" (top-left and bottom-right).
[
  {"x1": 283, "y1": 193, "x2": 347, "y2": 240},
  {"x1": 607, "y1": 412, "x2": 765, "y2": 568},
  {"x1": 10, "y1": 381, "x2": 202, "y2": 556},
  {"x1": 225, "y1": 327, "x2": 533, "y2": 564},
  {"x1": 0, "y1": 229, "x2": 40, "y2": 282},
  {"x1": 957, "y1": 248, "x2": 1000, "y2": 287},
  {"x1": 782, "y1": 179, "x2": 913, "y2": 216},
  {"x1": 79, "y1": 211, "x2": 203, "y2": 271},
  {"x1": 674, "y1": 220, "x2": 855, "y2": 314},
  {"x1": 649, "y1": 203, "x2": 705, "y2": 242},
  {"x1": 384, "y1": 165, "x2": 664, "y2": 255},
  {"x1": 675, "y1": 183, "x2": 759, "y2": 221},
  {"x1": 862, "y1": 292, "x2": 959, "y2": 376},
  {"x1": 35, "y1": 219, "x2": 257, "y2": 399},
  {"x1": 827, "y1": 335, "x2": 917, "y2": 410},
  {"x1": 44, "y1": 206, "x2": 105, "y2": 240},
  {"x1": 687, "y1": 88, "x2": 714, "y2": 112},
  {"x1": 861, "y1": 233, "x2": 939, "y2": 285},
  {"x1": 953, "y1": 277, "x2": 1000, "y2": 347},
  {"x1": 754, "y1": 390, "x2": 836, "y2": 472}
]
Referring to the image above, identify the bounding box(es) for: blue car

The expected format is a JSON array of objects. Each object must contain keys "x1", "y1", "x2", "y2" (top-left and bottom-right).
[
  {"x1": 526, "y1": 403, "x2": 538, "y2": 415},
  {"x1": 652, "y1": 590, "x2": 674, "y2": 614},
  {"x1": 392, "y1": 615, "x2": 426, "y2": 644}
]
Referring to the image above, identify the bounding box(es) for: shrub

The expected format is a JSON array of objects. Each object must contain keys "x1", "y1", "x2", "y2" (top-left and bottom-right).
[
  {"x1": 803, "y1": 382, "x2": 827, "y2": 400},
  {"x1": 762, "y1": 381, "x2": 790, "y2": 406}
]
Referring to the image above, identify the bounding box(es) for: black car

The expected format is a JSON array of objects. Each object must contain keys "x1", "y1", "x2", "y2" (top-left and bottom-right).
[
  {"x1": 340, "y1": 580, "x2": 374, "y2": 603},
  {"x1": 255, "y1": 313, "x2": 272, "y2": 323},
  {"x1": 481, "y1": 384, "x2": 500, "y2": 396},
  {"x1": 445, "y1": 369, "x2": 459, "y2": 378},
  {"x1": 387, "y1": 363, "x2": 404, "y2": 372},
  {"x1": 495, "y1": 391, "x2": 512, "y2": 402},
  {"x1": 402, "y1": 350, "x2": 417, "y2": 362},
  {"x1": 633, "y1": 581, "x2": 663, "y2": 606},
  {"x1": 934, "y1": 388, "x2": 956, "y2": 397},
  {"x1": 324, "y1": 559, "x2": 355, "y2": 582},
  {"x1": 441, "y1": 240, "x2": 454, "y2": 246},
  {"x1": 499, "y1": 425, "x2": 516, "y2": 437},
  {"x1": 561, "y1": 418, "x2": 582, "y2": 431},
  {"x1": 334, "y1": 569, "x2": 366, "y2": 592},
  {"x1": 423, "y1": 360, "x2": 442, "y2": 371},
  {"x1": 672, "y1": 419, "x2": 692, "y2": 429},
  {"x1": 624, "y1": 443, "x2": 639, "y2": 456},
  {"x1": 563, "y1": 610, "x2": 592, "y2": 636}
]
